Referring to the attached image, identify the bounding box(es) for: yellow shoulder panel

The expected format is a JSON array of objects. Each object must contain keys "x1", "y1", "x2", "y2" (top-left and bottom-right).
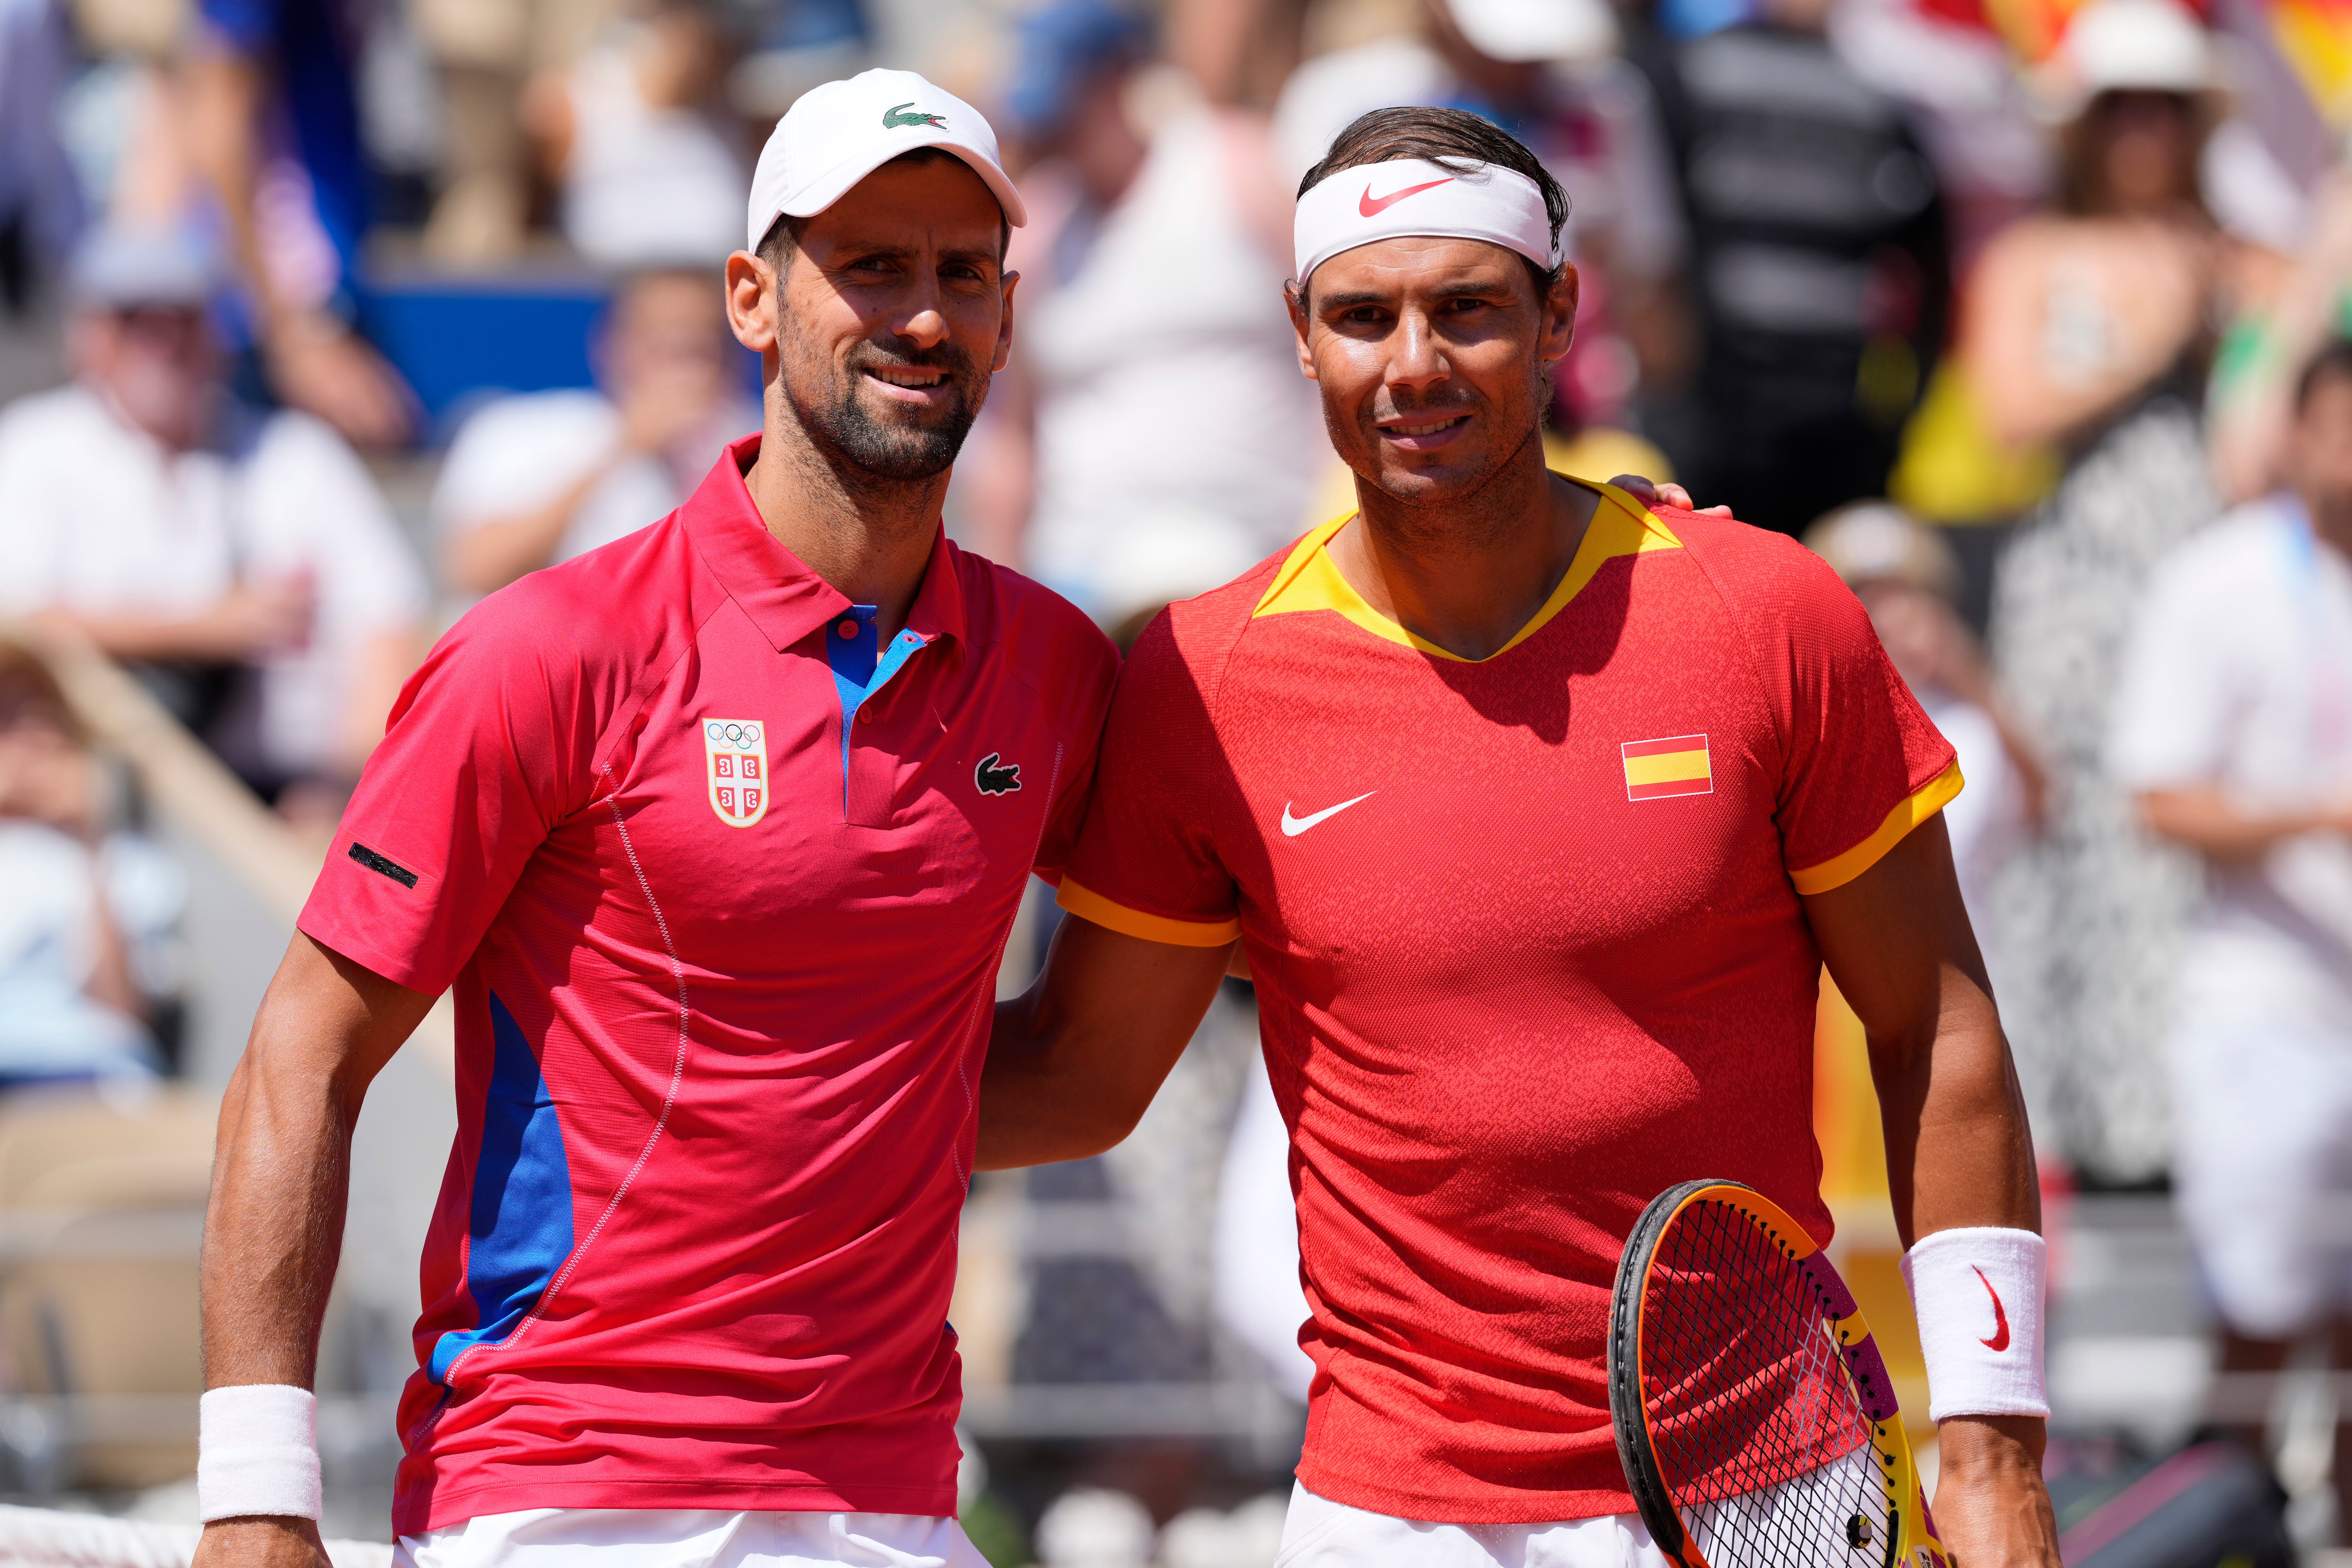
[{"x1": 1249, "y1": 482, "x2": 1680, "y2": 663}]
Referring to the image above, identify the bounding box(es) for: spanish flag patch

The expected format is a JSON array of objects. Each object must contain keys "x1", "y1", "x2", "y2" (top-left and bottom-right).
[{"x1": 1622, "y1": 734, "x2": 1712, "y2": 801}]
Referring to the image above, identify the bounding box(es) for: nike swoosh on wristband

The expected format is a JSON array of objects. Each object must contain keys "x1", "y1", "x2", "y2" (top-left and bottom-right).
[
  {"x1": 1281, "y1": 791, "x2": 1376, "y2": 836},
  {"x1": 1359, "y1": 177, "x2": 1454, "y2": 217},
  {"x1": 1971, "y1": 1265, "x2": 2012, "y2": 1352}
]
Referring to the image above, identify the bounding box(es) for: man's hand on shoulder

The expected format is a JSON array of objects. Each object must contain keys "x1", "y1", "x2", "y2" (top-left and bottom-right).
[
  {"x1": 191, "y1": 1516, "x2": 333, "y2": 1568},
  {"x1": 1930, "y1": 1416, "x2": 2062, "y2": 1568},
  {"x1": 1607, "y1": 474, "x2": 1733, "y2": 518}
]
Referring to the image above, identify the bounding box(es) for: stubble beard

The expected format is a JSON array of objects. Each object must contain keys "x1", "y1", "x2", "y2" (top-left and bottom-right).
[
  {"x1": 784, "y1": 342, "x2": 981, "y2": 484},
  {"x1": 1333, "y1": 381, "x2": 1548, "y2": 555}
]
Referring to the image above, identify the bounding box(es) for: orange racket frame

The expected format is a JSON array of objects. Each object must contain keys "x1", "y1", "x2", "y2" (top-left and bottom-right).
[{"x1": 1608, "y1": 1179, "x2": 1950, "y2": 1568}]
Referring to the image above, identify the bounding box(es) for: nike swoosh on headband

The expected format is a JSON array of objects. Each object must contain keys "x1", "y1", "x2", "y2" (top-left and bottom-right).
[{"x1": 1359, "y1": 177, "x2": 1454, "y2": 217}]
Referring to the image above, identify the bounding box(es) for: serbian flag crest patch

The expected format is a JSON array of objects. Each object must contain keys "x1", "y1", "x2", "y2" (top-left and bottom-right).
[
  {"x1": 1622, "y1": 733, "x2": 1712, "y2": 801},
  {"x1": 703, "y1": 717, "x2": 769, "y2": 828}
]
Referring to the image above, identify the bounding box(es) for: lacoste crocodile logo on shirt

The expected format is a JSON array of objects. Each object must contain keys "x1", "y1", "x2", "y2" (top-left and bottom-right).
[
  {"x1": 976, "y1": 753, "x2": 1022, "y2": 795},
  {"x1": 883, "y1": 103, "x2": 949, "y2": 129}
]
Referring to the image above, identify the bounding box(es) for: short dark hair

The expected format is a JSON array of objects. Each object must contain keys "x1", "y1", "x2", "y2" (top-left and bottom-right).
[
  {"x1": 2296, "y1": 336, "x2": 2352, "y2": 416},
  {"x1": 1293, "y1": 105, "x2": 1569, "y2": 299},
  {"x1": 756, "y1": 148, "x2": 1011, "y2": 273}
]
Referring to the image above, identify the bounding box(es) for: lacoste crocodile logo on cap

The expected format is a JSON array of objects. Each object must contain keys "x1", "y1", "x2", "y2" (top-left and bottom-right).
[
  {"x1": 975, "y1": 753, "x2": 1022, "y2": 795},
  {"x1": 883, "y1": 102, "x2": 949, "y2": 129}
]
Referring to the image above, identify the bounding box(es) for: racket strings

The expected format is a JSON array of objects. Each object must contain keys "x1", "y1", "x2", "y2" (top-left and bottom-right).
[{"x1": 1642, "y1": 1199, "x2": 1895, "y2": 1568}]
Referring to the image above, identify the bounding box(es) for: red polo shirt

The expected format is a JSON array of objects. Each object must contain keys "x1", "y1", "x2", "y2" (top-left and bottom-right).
[
  {"x1": 1060, "y1": 487, "x2": 1956, "y2": 1523},
  {"x1": 299, "y1": 436, "x2": 1117, "y2": 1534}
]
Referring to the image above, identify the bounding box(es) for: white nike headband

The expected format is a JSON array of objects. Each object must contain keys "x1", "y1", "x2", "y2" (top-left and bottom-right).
[{"x1": 1293, "y1": 157, "x2": 1560, "y2": 287}]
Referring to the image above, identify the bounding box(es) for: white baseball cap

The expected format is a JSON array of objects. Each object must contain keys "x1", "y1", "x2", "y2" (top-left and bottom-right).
[
  {"x1": 1446, "y1": 0, "x2": 1618, "y2": 64},
  {"x1": 745, "y1": 67, "x2": 1027, "y2": 253},
  {"x1": 2037, "y1": 0, "x2": 2226, "y2": 118}
]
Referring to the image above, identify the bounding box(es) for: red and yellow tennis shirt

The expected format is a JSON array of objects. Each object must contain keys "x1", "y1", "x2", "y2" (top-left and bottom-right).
[
  {"x1": 298, "y1": 436, "x2": 1116, "y2": 1534},
  {"x1": 1060, "y1": 483, "x2": 1958, "y2": 1525}
]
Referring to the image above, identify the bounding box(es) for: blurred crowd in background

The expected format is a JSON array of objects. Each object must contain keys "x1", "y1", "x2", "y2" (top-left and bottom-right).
[{"x1": 11, "y1": 0, "x2": 2352, "y2": 1560}]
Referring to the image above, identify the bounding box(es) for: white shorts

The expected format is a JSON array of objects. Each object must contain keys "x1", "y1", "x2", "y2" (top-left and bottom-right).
[
  {"x1": 1275, "y1": 1485, "x2": 1669, "y2": 1568},
  {"x1": 2170, "y1": 1010, "x2": 2352, "y2": 1337},
  {"x1": 396, "y1": 1508, "x2": 989, "y2": 1568},
  {"x1": 1274, "y1": 1443, "x2": 1879, "y2": 1568}
]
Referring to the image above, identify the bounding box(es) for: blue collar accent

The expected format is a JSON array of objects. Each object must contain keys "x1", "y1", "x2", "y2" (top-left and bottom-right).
[{"x1": 828, "y1": 606, "x2": 935, "y2": 803}]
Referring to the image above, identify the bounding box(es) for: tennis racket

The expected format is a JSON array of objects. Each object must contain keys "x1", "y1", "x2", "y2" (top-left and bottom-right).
[{"x1": 1608, "y1": 1179, "x2": 1948, "y2": 1568}]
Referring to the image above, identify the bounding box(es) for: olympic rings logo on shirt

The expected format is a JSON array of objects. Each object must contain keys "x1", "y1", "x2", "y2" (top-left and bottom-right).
[{"x1": 706, "y1": 721, "x2": 763, "y2": 748}]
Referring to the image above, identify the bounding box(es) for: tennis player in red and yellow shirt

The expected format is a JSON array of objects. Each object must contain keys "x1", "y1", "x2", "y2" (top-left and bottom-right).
[{"x1": 980, "y1": 107, "x2": 2062, "y2": 1568}]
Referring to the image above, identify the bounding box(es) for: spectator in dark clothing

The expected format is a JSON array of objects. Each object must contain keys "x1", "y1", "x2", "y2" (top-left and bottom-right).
[
  {"x1": 184, "y1": 0, "x2": 415, "y2": 447},
  {"x1": 1641, "y1": 0, "x2": 1949, "y2": 536}
]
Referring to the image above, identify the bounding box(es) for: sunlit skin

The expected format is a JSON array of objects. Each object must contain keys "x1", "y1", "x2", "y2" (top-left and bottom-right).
[
  {"x1": 1287, "y1": 236, "x2": 1598, "y2": 662},
  {"x1": 723, "y1": 154, "x2": 1018, "y2": 641}
]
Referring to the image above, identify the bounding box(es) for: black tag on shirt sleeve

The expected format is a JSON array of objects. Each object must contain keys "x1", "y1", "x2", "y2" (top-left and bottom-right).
[{"x1": 348, "y1": 841, "x2": 420, "y2": 890}]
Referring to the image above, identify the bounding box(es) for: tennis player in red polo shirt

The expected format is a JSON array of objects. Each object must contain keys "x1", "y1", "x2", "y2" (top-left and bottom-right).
[
  {"x1": 193, "y1": 71, "x2": 1110, "y2": 1568},
  {"x1": 979, "y1": 108, "x2": 2064, "y2": 1568}
]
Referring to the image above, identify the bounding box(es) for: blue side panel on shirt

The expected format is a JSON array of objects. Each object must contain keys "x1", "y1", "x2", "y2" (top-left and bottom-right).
[{"x1": 429, "y1": 992, "x2": 573, "y2": 1385}]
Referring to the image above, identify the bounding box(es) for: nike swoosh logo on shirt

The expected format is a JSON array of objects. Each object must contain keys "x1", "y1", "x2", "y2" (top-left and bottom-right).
[
  {"x1": 1359, "y1": 177, "x2": 1453, "y2": 217},
  {"x1": 1281, "y1": 791, "x2": 1376, "y2": 837},
  {"x1": 1971, "y1": 1266, "x2": 2011, "y2": 1352}
]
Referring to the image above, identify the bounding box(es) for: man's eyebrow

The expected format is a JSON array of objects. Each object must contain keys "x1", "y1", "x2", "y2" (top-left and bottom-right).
[
  {"x1": 1417, "y1": 271, "x2": 1522, "y2": 294},
  {"x1": 821, "y1": 237, "x2": 1004, "y2": 268},
  {"x1": 1316, "y1": 274, "x2": 1517, "y2": 312},
  {"x1": 935, "y1": 242, "x2": 1002, "y2": 269},
  {"x1": 824, "y1": 239, "x2": 918, "y2": 262}
]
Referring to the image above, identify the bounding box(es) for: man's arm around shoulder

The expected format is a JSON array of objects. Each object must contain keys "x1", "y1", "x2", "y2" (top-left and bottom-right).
[
  {"x1": 194, "y1": 935, "x2": 434, "y2": 1568},
  {"x1": 979, "y1": 914, "x2": 1233, "y2": 1170}
]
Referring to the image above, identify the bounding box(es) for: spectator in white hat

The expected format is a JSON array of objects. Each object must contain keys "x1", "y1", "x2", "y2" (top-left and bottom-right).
[{"x1": 1973, "y1": 0, "x2": 2235, "y2": 1180}]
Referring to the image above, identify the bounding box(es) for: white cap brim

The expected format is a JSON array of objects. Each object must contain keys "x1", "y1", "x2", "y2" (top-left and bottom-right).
[
  {"x1": 773, "y1": 135, "x2": 1028, "y2": 230},
  {"x1": 1446, "y1": 0, "x2": 1618, "y2": 64},
  {"x1": 746, "y1": 68, "x2": 1027, "y2": 253}
]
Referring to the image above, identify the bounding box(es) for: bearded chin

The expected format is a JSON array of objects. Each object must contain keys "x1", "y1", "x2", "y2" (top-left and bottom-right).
[{"x1": 789, "y1": 363, "x2": 977, "y2": 482}]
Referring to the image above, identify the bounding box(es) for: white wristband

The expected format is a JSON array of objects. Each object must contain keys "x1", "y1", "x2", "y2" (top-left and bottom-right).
[
  {"x1": 1900, "y1": 1226, "x2": 2050, "y2": 1422},
  {"x1": 198, "y1": 1385, "x2": 321, "y2": 1522}
]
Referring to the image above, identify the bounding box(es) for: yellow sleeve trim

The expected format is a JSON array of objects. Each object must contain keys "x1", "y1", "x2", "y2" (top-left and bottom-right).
[
  {"x1": 1788, "y1": 760, "x2": 1965, "y2": 896},
  {"x1": 1056, "y1": 877, "x2": 1242, "y2": 947}
]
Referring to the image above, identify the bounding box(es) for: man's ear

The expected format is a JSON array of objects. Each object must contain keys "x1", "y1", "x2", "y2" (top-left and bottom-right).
[
  {"x1": 1539, "y1": 262, "x2": 1581, "y2": 366},
  {"x1": 994, "y1": 270, "x2": 1020, "y2": 375},
  {"x1": 725, "y1": 250, "x2": 779, "y2": 354},
  {"x1": 1286, "y1": 283, "x2": 1318, "y2": 382}
]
